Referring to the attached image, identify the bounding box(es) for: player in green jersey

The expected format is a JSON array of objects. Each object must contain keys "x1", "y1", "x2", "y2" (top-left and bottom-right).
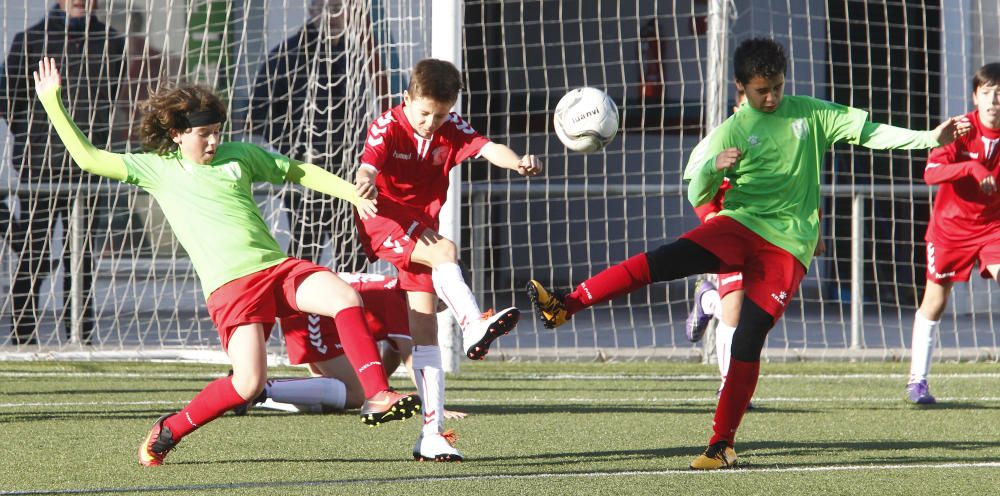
[
  {"x1": 528, "y1": 37, "x2": 969, "y2": 470},
  {"x1": 32, "y1": 57, "x2": 420, "y2": 466}
]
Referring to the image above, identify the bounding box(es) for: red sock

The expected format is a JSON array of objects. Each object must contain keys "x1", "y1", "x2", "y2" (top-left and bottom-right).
[
  {"x1": 709, "y1": 359, "x2": 760, "y2": 447},
  {"x1": 164, "y1": 376, "x2": 246, "y2": 441},
  {"x1": 565, "y1": 253, "x2": 651, "y2": 316},
  {"x1": 334, "y1": 306, "x2": 389, "y2": 398}
]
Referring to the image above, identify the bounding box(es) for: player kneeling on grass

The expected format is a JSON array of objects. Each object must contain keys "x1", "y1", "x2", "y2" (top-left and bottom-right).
[
  {"x1": 354, "y1": 58, "x2": 542, "y2": 461},
  {"x1": 31, "y1": 58, "x2": 419, "y2": 467},
  {"x1": 527, "y1": 37, "x2": 969, "y2": 470},
  {"x1": 905, "y1": 62, "x2": 1000, "y2": 405},
  {"x1": 236, "y1": 272, "x2": 467, "y2": 461}
]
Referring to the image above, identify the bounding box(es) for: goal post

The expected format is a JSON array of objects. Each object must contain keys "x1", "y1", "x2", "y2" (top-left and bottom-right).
[{"x1": 431, "y1": 0, "x2": 465, "y2": 373}]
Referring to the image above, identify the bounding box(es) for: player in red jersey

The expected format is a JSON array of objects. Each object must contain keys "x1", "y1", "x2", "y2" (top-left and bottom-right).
[
  {"x1": 905, "y1": 62, "x2": 1000, "y2": 404},
  {"x1": 240, "y1": 272, "x2": 466, "y2": 424},
  {"x1": 354, "y1": 59, "x2": 542, "y2": 461}
]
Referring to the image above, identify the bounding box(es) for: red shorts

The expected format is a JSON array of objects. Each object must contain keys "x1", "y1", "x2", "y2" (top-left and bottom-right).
[
  {"x1": 355, "y1": 200, "x2": 434, "y2": 292},
  {"x1": 924, "y1": 235, "x2": 1000, "y2": 283},
  {"x1": 206, "y1": 258, "x2": 329, "y2": 352},
  {"x1": 279, "y1": 274, "x2": 412, "y2": 365},
  {"x1": 717, "y1": 271, "x2": 744, "y2": 299},
  {"x1": 681, "y1": 216, "x2": 806, "y2": 320}
]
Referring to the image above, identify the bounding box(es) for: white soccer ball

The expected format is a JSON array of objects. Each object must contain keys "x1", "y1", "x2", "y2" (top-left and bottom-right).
[{"x1": 553, "y1": 87, "x2": 619, "y2": 152}]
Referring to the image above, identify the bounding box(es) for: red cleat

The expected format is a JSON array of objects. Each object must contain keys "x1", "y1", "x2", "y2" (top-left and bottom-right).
[{"x1": 138, "y1": 414, "x2": 178, "y2": 467}]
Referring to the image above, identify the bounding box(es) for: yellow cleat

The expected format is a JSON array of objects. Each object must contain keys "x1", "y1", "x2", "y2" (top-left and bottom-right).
[
  {"x1": 690, "y1": 441, "x2": 738, "y2": 470},
  {"x1": 526, "y1": 280, "x2": 570, "y2": 329},
  {"x1": 360, "y1": 389, "x2": 420, "y2": 426}
]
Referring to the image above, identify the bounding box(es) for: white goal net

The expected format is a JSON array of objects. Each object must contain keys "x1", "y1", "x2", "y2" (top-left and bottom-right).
[{"x1": 0, "y1": 0, "x2": 998, "y2": 363}]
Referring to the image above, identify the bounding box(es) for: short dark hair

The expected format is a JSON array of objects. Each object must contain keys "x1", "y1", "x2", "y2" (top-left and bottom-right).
[
  {"x1": 407, "y1": 58, "x2": 463, "y2": 103},
  {"x1": 973, "y1": 63, "x2": 1000, "y2": 92},
  {"x1": 733, "y1": 37, "x2": 787, "y2": 84}
]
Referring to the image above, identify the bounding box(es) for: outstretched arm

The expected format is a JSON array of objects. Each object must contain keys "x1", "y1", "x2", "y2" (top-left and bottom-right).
[
  {"x1": 285, "y1": 159, "x2": 378, "y2": 219},
  {"x1": 480, "y1": 143, "x2": 543, "y2": 176},
  {"x1": 858, "y1": 116, "x2": 971, "y2": 150},
  {"x1": 33, "y1": 57, "x2": 127, "y2": 181}
]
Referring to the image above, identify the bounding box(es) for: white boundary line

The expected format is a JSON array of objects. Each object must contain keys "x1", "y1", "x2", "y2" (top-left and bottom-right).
[
  {"x1": 0, "y1": 400, "x2": 183, "y2": 408},
  {"x1": 2, "y1": 461, "x2": 999, "y2": 495},
  {"x1": 4, "y1": 394, "x2": 1000, "y2": 409},
  {"x1": 3, "y1": 371, "x2": 1000, "y2": 380}
]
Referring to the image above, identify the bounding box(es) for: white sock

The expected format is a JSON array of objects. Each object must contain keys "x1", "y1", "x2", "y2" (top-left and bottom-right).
[
  {"x1": 266, "y1": 377, "x2": 347, "y2": 410},
  {"x1": 254, "y1": 398, "x2": 327, "y2": 414},
  {"x1": 255, "y1": 398, "x2": 309, "y2": 413},
  {"x1": 412, "y1": 345, "x2": 445, "y2": 435},
  {"x1": 909, "y1": 310, "x2": 939, "y2": 383},
  {"x1": 715, "y1": 322, "x2": 736, "y2": 388},
  {"x1": 432, "y1": 262, "x2": 482, "y2": 330},
  {"x1": 700, "y1": 289, "x2": 721, "y2": 316}
]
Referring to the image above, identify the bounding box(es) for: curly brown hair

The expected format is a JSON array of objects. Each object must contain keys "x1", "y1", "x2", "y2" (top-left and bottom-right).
[{"x1": 138, "y1": 85, "x2": 227, "y2": 154}]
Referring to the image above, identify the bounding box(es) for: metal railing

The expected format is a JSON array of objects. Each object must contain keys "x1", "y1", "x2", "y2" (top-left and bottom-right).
[
  {"x1": 2, "y1": 181, "x2": 933, "y2": 351},
  {"x1": 467, "y1": 182, "x2": 935, "y2": 350}
]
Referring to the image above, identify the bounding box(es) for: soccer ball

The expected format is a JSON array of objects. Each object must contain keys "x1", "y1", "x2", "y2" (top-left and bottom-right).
[{"x1": 553, "y1": 87, "x2": 619, "y2": 152}]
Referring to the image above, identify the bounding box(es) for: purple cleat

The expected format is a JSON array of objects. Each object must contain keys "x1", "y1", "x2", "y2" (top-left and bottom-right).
[
  {"x1": 906, "y1": 380, "x2": 936, "y2": 404},
  {"x1": 685, "y1": 278, "x2": 717, "y2": 342}
]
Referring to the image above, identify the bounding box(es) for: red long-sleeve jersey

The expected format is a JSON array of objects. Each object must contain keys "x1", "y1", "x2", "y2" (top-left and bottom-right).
[
  {"x1": 924, "y1": 110, "x2": 1000, "y2": 243},
  {"x1": 693, "y1": 178, "x2": 733, "y2": 222}
]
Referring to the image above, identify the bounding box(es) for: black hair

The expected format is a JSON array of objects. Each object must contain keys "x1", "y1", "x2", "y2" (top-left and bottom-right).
[{"x1": 733, "y1": 37, "x2": 787, "y2": 84}]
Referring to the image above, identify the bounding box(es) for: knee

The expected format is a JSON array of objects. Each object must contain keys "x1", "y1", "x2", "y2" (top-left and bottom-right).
[
  {"x1": 918, "y1": 284, "x2": 950, "y2": 320},
  {"x1": 408, "y1": 312, "x2": 439, "y2": 344},
  {"x1": 230, "y1": 371, "x2": 268, "y2": 401},
  {"x1": 730, "y1": 331, "x2": 766, "y2": 362},
  {"x1": 333, "y1": 286, "x2": 364, "y2": 309},
  {"x1": 431, "y1": 238, "x2": 458, "y2": 265},
  {"x1": 646, "y1": 239, "x2": 720, "y2": 282},
  {"x1": 730, "y1": 299, "x2": 774, "y2": 362}
]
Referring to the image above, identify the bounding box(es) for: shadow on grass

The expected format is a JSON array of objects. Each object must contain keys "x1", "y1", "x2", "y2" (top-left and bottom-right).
[
  {"x1": 740, "y1": 438, "x2": 1000, "y2": 467},
  {"x1": 0, "y1": 408, "x2": 182, "y2": 423},
  {"x1": 170, "y1": 438, "x2": 1000, "y2": 470},
  {"x1": 902, "y1": 401, "x2": 1000, "y2": 411},
  {"x1": 169, "y1": 445, "x2": 701, "y2": 468},
  {"x1": 823, "y1": 401, "x2": 1000, "y2": 412},
  {"x1": 447, "y1": 384, "x2": 715, "y2": 394},
  {"x1": 5, "y1": 387, "x2": 201, "y2": 396},
  {"x1": 449, "y1": 403, "x2": 818, "y2": 416}
]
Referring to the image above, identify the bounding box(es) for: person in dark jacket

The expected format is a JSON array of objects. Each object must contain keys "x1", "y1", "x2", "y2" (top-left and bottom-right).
[
  {"x1": 250, "y1": 0, "x2": 352, "y2": 267},
  {"x1": 0, "y1": 0, "x2": 127, "y2": 345}
]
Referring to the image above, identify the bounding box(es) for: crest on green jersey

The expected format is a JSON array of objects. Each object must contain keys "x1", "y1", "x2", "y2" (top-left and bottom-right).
[{"x1": 792, "y1": 118, "x2": 809, "y2": 140}]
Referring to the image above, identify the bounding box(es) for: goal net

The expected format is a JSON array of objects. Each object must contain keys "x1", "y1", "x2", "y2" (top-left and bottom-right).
[
  {"x1": 460, "y1": 0, "x2": 1000, "y2": 362},
  {"x1": 0, "y1": 0, "x2": 997, "y2": 363},
  {"x1": 0, "y1": 0, "x2": 427, "y2": 359}
]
